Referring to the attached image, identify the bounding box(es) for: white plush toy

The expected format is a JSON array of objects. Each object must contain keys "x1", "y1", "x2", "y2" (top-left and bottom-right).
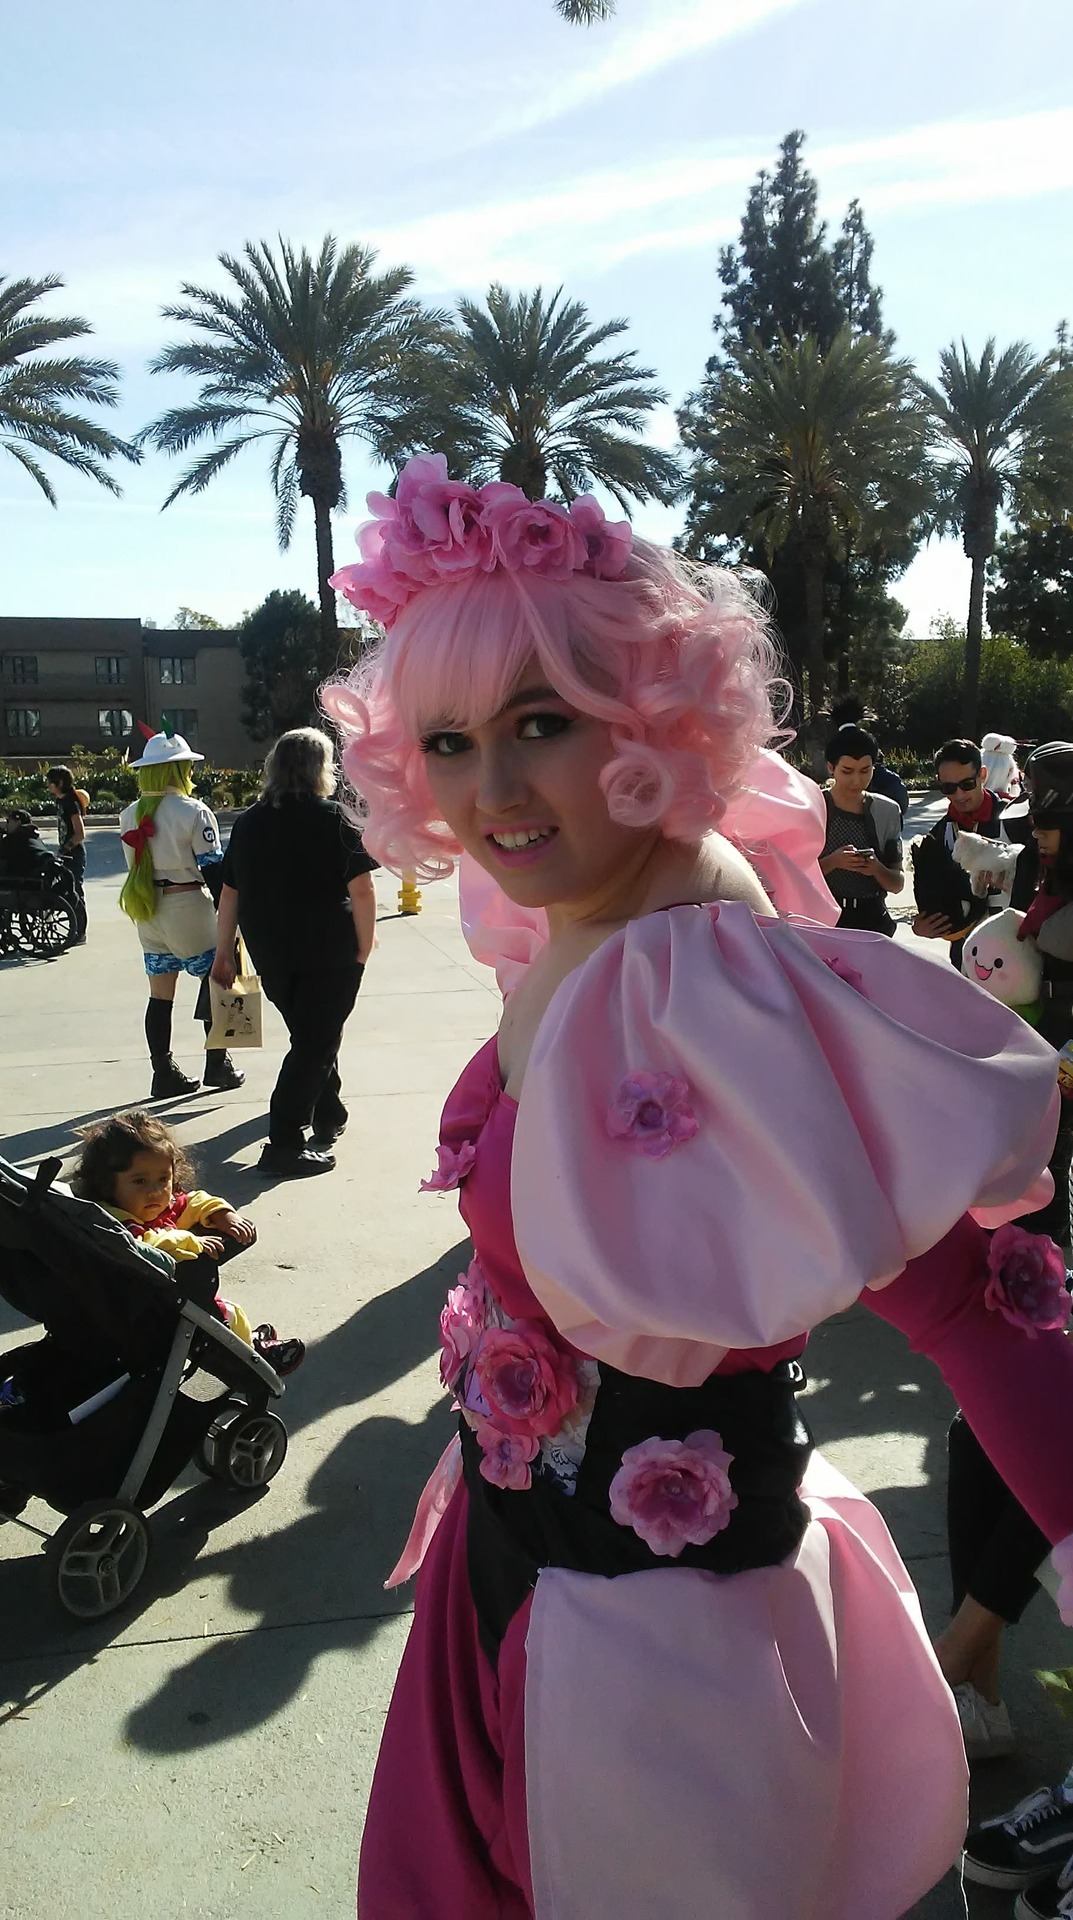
[
  {"x1": 981, "y1": 732, "x2": 1022, "y2": 801},
  {"x1": 961, "y1": 907, "x2": 1042, "y2": 1022},
  {"x1": 953, "y1": 829, "x2": 1022, "y2": 898}
]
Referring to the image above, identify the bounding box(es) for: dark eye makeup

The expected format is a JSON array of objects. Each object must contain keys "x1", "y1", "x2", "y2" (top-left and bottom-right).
[{"x1": 420, "y1": 711, "x2": 574, "y2": 756}]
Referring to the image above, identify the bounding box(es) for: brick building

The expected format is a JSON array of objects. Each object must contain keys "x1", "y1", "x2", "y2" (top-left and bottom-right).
[{"x1": 0, "y1": 618, "x2": 258, "y2": 767}]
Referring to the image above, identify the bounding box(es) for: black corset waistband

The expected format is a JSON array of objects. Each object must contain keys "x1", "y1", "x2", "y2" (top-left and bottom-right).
[{"x1": 464, "y1": 1358, "x2": 814, "y2": 1663}]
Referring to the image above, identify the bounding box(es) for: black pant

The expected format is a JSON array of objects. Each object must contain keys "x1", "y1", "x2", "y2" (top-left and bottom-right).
[
  {"x1": 258, "y1": 961, "x2": 363, "y2": 1149},
  {"x1": 835, "y1": 895, "x2": 896, "y2": 936},
  {"x1": 63, "y1": 845, "x2": 87, "y2": 939},
  {"x1": 947, "y1": 1412, "x2": 1047, "y2": 1623}
]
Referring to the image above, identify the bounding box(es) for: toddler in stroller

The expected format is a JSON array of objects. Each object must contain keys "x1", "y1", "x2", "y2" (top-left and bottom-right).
[
  {"x1": 0, "y1": 1147, "x2": 291, "y2": 1621},
  {"x1": 71, "y1": 1110, "x2": 304, "y2": 1376}
]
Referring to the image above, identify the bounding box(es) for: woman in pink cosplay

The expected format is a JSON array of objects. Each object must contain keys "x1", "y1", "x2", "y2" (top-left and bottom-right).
[{"x1": 323, "y1": 453, "x2": 1073, "y2": 1920}]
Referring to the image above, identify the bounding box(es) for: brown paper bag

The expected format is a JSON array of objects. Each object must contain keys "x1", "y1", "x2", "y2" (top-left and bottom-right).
[{"x1": 205, "y1": 939, "x2": 263, "y2": 1049}]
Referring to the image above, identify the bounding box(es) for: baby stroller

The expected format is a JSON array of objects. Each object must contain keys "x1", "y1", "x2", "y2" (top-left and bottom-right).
[
  {"x1": 0, "y1": 856, "x2": 80, "y2": 957},
  {"x1": 0, "y1": 1153, "x2": 287, "y2": 1620}
]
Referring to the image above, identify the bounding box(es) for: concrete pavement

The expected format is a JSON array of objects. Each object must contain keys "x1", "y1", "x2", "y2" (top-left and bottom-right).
[{"x1": 1, "y1": 821, "x2": 1071, "y2": 1919}]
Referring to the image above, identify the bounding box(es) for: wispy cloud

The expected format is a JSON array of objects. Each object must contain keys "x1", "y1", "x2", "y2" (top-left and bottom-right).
[
  {"x1": 488, "y1": 0, "x2": 808, "y2": 137},
  {"x1": 364, "y1": 107, "x2": 1073, "y2": 290}
]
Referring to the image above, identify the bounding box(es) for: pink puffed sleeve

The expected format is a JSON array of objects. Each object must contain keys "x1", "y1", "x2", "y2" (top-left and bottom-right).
[{"x1": 511, "y1": 904, "x2": 1059, "y2": 1387}]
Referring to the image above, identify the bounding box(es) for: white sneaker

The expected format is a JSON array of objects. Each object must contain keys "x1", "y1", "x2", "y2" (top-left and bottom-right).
[{"x1": 953, "y1": 1680, "x2": 1015, "y2": 1761}]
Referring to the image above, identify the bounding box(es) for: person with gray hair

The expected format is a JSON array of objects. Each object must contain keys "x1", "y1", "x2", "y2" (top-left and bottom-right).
[{"x1": 212, "y1": 727, "x2": 378, "y2": 1177}]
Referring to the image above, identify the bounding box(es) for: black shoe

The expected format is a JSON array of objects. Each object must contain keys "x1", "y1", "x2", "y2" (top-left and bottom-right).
[
  {"x1": 202, "y1": 1054, "x2": 245, "y2": 1090},
  {"x1": 1015, "y1": 1854, "x2": 1073, "y2": 1918},
  {"x1": 256, "y1": 1144, "x2": 336, "y2": 1178},
  {"x1": 150, "y1": 1057, "x2": 200, "y2": 1098},
  {"x1": 252, "y1": 1324, "x2": 306, "y2": 1376},
  {"x1": 963, "y1": 1787, "x2": 1073, "y2": 1890}
]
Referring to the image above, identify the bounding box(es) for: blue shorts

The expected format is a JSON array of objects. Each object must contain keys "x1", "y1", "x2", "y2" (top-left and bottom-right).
[{"x1": 143, "y1": 947, "x2": 215, "y2": 978}]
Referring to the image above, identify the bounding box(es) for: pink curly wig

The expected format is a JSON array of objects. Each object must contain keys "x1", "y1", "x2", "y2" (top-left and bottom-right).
[{"x1": 321, "y1": 540, "x2": 787, "y2": 882}]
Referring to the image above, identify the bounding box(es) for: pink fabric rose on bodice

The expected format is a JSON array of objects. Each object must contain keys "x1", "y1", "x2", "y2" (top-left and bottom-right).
[
  {"x1": 472, "y1": 1320, "x2": 580, "y2": 1437},
  {"x1": 608, "y1": 1429, "x2": 738, "y2": 1559},
  {"x1": 984, "y1": 1225, "x2": 1071, "y2": 1336},
  {"x1": 606, "y1": 1071, "x2": 699, "y2": 1159},
  {"x1": 439, "y1": 1263, "x2": 488, "y2": 1390},
  {"x1": 473, "y1": 1415, "x2": 540, "y2": 1491},
  {"x1": 420, "y1": 1140, "x2": 477, "y2": 1193}
]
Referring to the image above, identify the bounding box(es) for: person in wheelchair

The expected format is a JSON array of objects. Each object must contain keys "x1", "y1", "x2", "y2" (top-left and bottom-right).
[{"x1": 0, "y1": 809, "x2": 56, "y2": 878}]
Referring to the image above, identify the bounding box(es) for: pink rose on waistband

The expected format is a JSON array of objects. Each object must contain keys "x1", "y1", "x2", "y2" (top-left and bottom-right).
[
  {"x1": 609, "y1": 1429, "x2": 738, "y2": 1559},
  {"x1": 984, "y1": 1224, "x2": 1071, "y2": 1337},
  {"x1": 607, "y1": 1071, "x2": 699, "y2": 1159},
  {"x1": 438, "y1": 1263, "x2": 487, "y2": 1389},
  {"x1": 420, "y1": 1140, "x2": 477, "y2": 1192},
  {"x1": 473, "y1": 1415, "x2": 539, "y2": 1491},
  {"x1": 485, "y1": 493, "x2": 588, "y2": 579},
  {"x1": 568, "y1": 495, "x2": 632, "y2": 578},
  {"x1": 472, "y1": 1321, "x2": 580, "y2": 1436}
]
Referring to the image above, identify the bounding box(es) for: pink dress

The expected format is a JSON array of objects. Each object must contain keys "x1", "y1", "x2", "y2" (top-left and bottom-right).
[{"x1": 358, "y1": 904, "x2": 1073, "y2": 1920}]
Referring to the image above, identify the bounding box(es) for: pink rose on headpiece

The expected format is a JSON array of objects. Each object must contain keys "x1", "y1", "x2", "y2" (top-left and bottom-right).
[
  {"x1": 609, "y1": 1429, "x2": 738, "y2": 1559},
  {"x1": 473, "y1": 1415, "x2": 539, "y2": 1491},
  {"x1": 984, "y1": 1224, "x2": 1071, "y2": 1337},
  {"x1": 607, "y1": 1071, "x2": 699, "y2": 1159},
  {"x1": 472, "y1": 1321, "x2": 580, "y2": 1437},
  {"x1": 420, "y1": 1140, "x2": 477, "y2": 1193},
  {"x1": 485, "y1": 493, "x2": 589, "y2": 580},
  {"x1": 438, "y1": 1261, "x2": 487, "y2": 1389},
  {"x1": 374, "y1": 452, "x2": 493, "y2": 580},
  {"x1": 569, "y1": 495, "x2": 632, "y2": 578}
]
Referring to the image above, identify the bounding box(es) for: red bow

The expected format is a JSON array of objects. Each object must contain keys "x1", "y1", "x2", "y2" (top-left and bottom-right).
[{"x1": 121, "y1": 816, "x2": 156, "y2": 858}]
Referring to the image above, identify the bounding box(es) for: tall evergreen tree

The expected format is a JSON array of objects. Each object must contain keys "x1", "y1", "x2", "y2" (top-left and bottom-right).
[
  {"x1": 680, "y1": 133, "x2": 915, "y2": 715},
  {"x1": 988, "y1": 521, "x2": 1073, "y2": 658}
]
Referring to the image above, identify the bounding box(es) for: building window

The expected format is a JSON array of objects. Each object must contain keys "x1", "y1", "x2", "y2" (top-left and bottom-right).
[
  {"x1": 159, "y1": 656, "x2": 195, "y2": 685},
  {"x1": 5, "y1": 708, "x2": 41, "y2": 738},
  {"x1": 160, "y1": 708, "x2": 198, "y2": 745},
  {"x1": 95, "y1": 655, "x2": 126, "y2": 684},
  {"x1": 98, "y1": 708, "x2": 133, "y2": 740},
  {"x1": 4, "y1": 655, "x2": 38, "y2": 684}
]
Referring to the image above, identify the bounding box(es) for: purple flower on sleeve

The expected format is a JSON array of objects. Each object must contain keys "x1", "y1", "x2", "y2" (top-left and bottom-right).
[
  {"x1": 420, "y1": 1140, "x2": 477, "y2": 1193},
  {"x1": 606, "y1": 1071, "x2": 698, "y2": 1159},
  {"x1": 984, "y1": 1225, "x2": 1071, "y2": 1337},
  {"x1": 608, "y1": 1430, "x2": 738, "y2": 1559}
]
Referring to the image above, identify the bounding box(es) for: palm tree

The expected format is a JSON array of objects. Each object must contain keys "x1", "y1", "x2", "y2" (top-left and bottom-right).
[
  {"x1": 681, "y1": 328, "x2": 929, "y2": 720},
  {"x1": 915, "y1": 339, "x2": 1073, "y2": 736},
  {"x1": 440, "y1": 283, "x2": 682, "y2": 508},
  {"x1": 139, "y1": 236, "x2": 441, "y2": 668},
  {"x1": 0, "y1": 274, "x2": 138, "y2": 501},
  {"x1": 555, "y1": 0, "x2": 615, "y2": 17}
]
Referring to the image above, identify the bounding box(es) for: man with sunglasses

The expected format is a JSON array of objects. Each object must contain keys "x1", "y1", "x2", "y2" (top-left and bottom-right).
[{"x1": 912, "y1": 738, "x2": 1036, "y2": 966}]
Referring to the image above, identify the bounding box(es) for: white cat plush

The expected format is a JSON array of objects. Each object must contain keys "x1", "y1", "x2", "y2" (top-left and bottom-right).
[
  {"x1": 953, "y1": 829, "x2": 1022, "y2": 899},
  {"x1": 980, "y1": 733, "x2": 1022, "y2": 801},
  {"x1": 961, "y1": 908, "x2": 1042, "y2": 1023}
]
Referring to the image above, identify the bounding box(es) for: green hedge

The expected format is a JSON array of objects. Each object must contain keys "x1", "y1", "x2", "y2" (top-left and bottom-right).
[
  {"x1": 894, "y1": 631, "x2": 1073, "y2": 752},
  {"x1": 0, "y1": 748, "x2": 261, "y2": 813}
]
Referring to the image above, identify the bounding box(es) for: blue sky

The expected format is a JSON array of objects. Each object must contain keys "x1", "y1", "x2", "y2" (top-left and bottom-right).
[{"x1": 5, "y1": 0, "x2": 1073, "y2": 635}]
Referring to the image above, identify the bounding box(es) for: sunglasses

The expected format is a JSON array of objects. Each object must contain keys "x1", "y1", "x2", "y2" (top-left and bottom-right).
[{"x1": 937, "y1": 776, "x2": 980, "y2": 795}]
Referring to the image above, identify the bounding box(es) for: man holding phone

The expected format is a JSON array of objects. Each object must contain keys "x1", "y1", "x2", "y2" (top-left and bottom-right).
[{"x1": 819, "y1": 725, "x2": 905, "y2": 934}]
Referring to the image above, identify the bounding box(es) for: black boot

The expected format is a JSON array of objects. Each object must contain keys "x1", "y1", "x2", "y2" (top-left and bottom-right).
[
  {"x1": 202, "y1": 1039, "x2": 245, "y2": 1089},
  {"x1": 146, "y1": 999, "x2": 199, "y2": 1097}
]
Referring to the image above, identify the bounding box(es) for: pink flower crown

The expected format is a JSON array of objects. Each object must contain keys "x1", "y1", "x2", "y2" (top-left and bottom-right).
[{"x1": 329, "y1": 451, "x2": 633, "y2": 629}]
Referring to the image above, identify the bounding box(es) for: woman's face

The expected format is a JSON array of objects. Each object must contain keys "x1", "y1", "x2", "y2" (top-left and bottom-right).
[
  {"x1": 112, "y1": 1148, "x2": 174, "y2": 1222},
  {"x1": 420, "y1": 667, "x2": 655, "y2": 913},
  {"x1": 1033, "y1": 826, "x2": 1061, "y2": 857}
]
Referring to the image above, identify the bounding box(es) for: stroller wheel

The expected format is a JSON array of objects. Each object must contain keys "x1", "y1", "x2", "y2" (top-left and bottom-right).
[
  {"x1": 46, "y1": 1502, "x2": 152, "y2": 1620},
  {"x1": 200, "y1": 1405, "x2": 288, "y2": 1490}
]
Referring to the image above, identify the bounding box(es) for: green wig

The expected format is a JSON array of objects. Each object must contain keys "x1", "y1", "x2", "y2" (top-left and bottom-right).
[{"x1": 119, "y1": 761, "x2": 195, "y2": 923}]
